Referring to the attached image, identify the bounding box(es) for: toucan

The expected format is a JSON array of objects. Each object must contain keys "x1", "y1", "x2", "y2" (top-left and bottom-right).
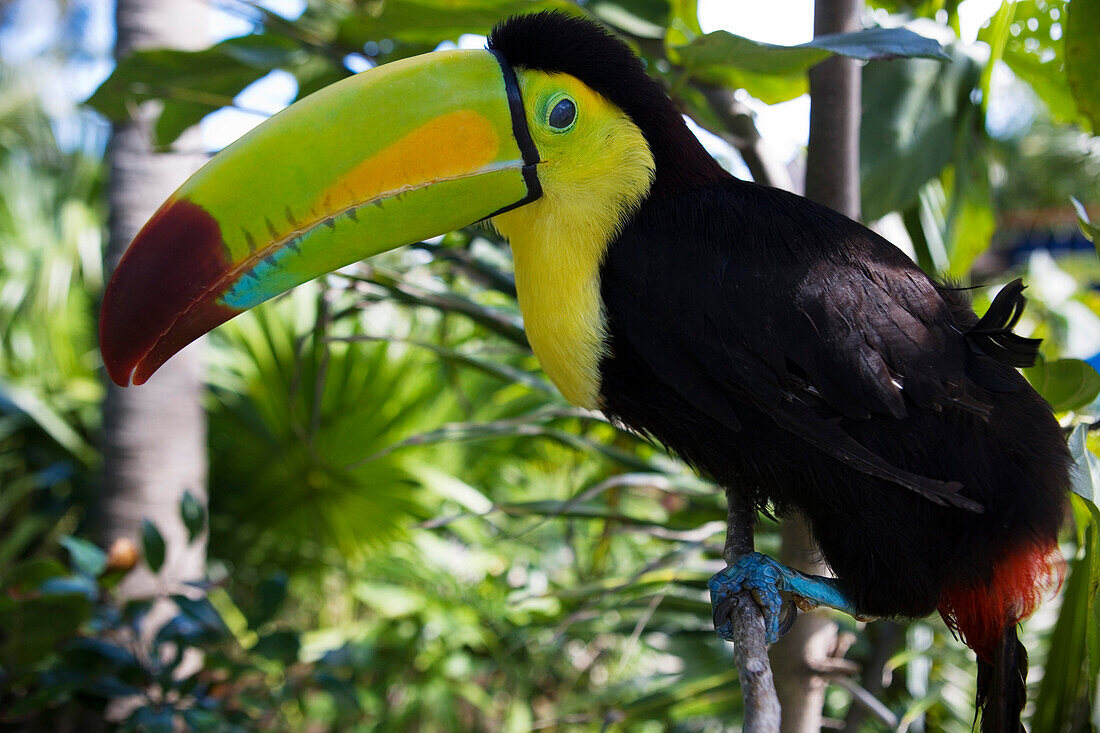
[{"x1": 99, "y1": 12, "x2": 1069, "y2": 731}]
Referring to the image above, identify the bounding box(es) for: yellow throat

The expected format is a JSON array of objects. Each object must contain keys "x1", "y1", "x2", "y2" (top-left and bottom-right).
[{"x1": 491, "y1": 70, "x2": 655, "y2": 408}]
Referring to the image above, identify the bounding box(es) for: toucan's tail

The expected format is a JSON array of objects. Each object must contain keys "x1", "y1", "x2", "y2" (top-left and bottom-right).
[
  {"x1": 938, "y1": 542, "x2": 1063, "y2": 733},
  {"x1": 975, "y1": 626, "x2": 1027, "y2": 733}
]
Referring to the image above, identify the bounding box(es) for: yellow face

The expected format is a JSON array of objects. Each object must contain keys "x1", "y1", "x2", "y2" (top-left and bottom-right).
[
  {"x1": 492, "y1": 70, "x2": 655, "y2": 409},
  {"x1": 496, "y1": 70, "x2": 655, "y2": 241}
]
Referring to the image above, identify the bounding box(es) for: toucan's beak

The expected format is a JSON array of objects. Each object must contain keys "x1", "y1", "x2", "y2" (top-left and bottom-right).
[{"x1": 101, "y1": 49, "x2": 540, "y2": 386}]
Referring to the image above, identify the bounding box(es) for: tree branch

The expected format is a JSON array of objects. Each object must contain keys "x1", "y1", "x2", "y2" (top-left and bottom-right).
[
  {"x1": 694, "y1": 82, "x2": 795, "y2": 192},
  {"x1": 722, "y1": 488, "x2": 782, "y2": 732}
]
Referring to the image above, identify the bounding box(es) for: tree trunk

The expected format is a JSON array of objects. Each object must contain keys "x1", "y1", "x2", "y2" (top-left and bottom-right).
[
  {"x1": 770, "y1": 1, "x2": 863, "y2": 730},
  {"x1": 99, "y1": 0, "x2": 209, "y2": 611}
]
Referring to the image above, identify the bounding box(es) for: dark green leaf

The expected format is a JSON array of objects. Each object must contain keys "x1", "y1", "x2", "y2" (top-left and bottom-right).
[
  {"x1": 58, "y1": 537, "x2": 107, "y2": 576},
  {"x1": 1066, "y1": 0, "x2": 1100, "y2": 129},
  {"x1": 0, "y1": 592, "x2": 91, "y2": 671},
  {"x1": 127, "y1": 704, "x2": 176, "y2": 733},
  {"x1": 39, "y1": 574, "x2": 98, "y2": 599},
  {"x1": 247, "y1": 571, "x2": 288, "y2": 628},
  {"x1": 316, "y1": 671, "x2": 361, "y2": 712},
  {"x1": 180, "y1": 490, "x2": 205, "y2": 544},
  {"x1": 173, "y1": 594, "x2": 230, "y2": 635},
  {"x1": 182, "y1": 709, "x2": 225, "y2": 731},
  {"x1": 1024, "y1": 358, "x2": 1100, "y2": 413},
  {"x1": 65, "y1": 637, "x2": 142, "y2": 669},
  {"x1": 141, "y1": 519, "x2": 166, "y2": 574},
  {"x1": 860, "y1": 47, "x2": 981, "y2": 220},
  {"x1": 252, "y1": 629, "x2": 300, "y2": 664},
  {"x1": 2, "y1": 558, "x2": 67, "y2": 592}
]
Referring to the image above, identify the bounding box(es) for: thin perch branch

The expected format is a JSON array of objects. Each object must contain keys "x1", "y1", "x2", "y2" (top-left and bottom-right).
[{"x1": 722, "y1": 488, "x2": 781, "y2": 732}]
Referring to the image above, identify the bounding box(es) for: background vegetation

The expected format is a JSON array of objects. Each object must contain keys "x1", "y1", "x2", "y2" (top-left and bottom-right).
[{"x1": 2, "y1": 0, "x2": 1100, "y2": 730}]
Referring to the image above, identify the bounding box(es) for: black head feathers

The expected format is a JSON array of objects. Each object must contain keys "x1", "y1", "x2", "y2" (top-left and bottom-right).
[{"x1": 488, "y1": 12, "x2": 726, "y2": 191}]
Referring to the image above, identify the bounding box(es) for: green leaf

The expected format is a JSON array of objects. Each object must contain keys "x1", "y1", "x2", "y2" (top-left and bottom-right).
[
  {"x1": 252, "y1": 629, "x2": 301, "y2": 664},
  {"x1": 980, "y1": 0, "x2": 1082, "y2": 124},
  {"x1": 0, "y1": 592, "x2": 91, "y2": 672},
  {"x1": 2, "y1": 558, "x2": 67, "y2": 592},
  {"x1": 181, "y1": 709, "x2": 225, "y2": 732},
  {"x1": 1072, "y1": 197, "x2": 1100, "y2": 247},
  {"x1": 1068, "y1": 425, "x2": 1100, "y2": 511},
  {"x1": 316, "y1": 671, "x2": 361, "y2": 712},
  {"x1": 173, "y1": 594, "x2": 231, "y2": 635},
  {"x1": 87, "y1": 34, "x2": 304, "y2": 146},
  {"x1": 141, "y1": 519, "x2": 166, "y2": 574},
  {"x1": 0, "y1": 376, "x2": 96, "y2": 466},
  {"x1": 591, "y1": 1, "x2": 668, "y2": 38},
  {"x1": 179, "y1": 490, "x2": 205, "y2": 544},
  {"x1": 860, "y1": 47, "x2": 981, "y2": 220},
  {"x1": 333, "y1": 335, "x2": 555, "y2": 396},
  {"x1": 1065, "y1": 0, "x2": 1100, "y2": 129},
  {"x1": 673, "y1": 26, "x2": 947, "y2": 104},
  {"x1": 59, "y1": 535, "x2": 107, "y2": 578},
  {"x1": 678, "y1": 26, "x2": 947, "y2": 73},
  {"x1": 247, "y1": 571, "x2": 289, "y2": 628},
  {"x1": 1024, "y1": 358, "x2": 1100, "y2": 413},
  {"x1": 1031, "y1": 494, "x2": 1096, "y2": 729}
]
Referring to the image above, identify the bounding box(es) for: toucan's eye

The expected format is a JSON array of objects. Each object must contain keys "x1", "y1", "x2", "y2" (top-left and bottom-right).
[{"x1": 547, "y1": 97, "x2": 576, "y2": 131}]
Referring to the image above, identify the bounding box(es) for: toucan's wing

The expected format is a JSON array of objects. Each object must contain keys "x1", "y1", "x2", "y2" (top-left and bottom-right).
[{"x1": 601, "y1": 182, "x2": 997, "y2": 511}]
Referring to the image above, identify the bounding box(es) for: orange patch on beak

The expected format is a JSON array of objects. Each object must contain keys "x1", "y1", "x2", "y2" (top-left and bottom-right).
[{"x1": 317, "y1": 110, "x2": 501, "y2": 215}]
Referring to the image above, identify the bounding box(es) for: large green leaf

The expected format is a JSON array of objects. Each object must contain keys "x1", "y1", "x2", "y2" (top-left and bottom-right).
[
  {"x1": 677, "y1": 26, "x2": 948, "y2": 73},
  {"x1": 1024, "y1": 358, "x2": 1100, "y2": 413},
  {"x1": 87, "y1": 34, "x2": 304, "y2": 146},
  {"x1": 860, "y1": 46, "x2": 981, "y2": 220},
  {"x1": 1066, "y1": 0, "x2": 1100, "y2": 129},
  {"x1": 672, "y1": 26, "x2": 947, "y2": 104}
]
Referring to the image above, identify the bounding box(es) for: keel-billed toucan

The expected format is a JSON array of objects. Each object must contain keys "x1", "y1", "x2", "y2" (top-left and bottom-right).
[{"x1": 100, "y1": 12, "x2": 1068, "y2": 730}]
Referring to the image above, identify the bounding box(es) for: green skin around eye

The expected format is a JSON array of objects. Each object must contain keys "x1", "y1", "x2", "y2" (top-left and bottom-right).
[{"x1": 543, "y1": 94, "x2": 577, "y2": 132}]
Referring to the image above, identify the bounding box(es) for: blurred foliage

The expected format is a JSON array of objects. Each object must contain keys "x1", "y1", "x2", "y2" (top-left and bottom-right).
[{"x1": 3, "y1": 0, "x2": 1100, "y2": 730}]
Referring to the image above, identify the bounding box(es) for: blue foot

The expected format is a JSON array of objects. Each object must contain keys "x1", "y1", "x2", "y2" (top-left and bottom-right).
[{"x1": 708, "y1": 552, "x2": 859, "y2": 645}]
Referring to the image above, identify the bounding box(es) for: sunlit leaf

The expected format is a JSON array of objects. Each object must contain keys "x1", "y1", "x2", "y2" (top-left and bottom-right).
[
  {"x1": 1072, "y1": 197, "x2": 1100, "y2": 247},
  {"x1": 1024, "y1": 358, "x2": 1100, "y2": 413}
]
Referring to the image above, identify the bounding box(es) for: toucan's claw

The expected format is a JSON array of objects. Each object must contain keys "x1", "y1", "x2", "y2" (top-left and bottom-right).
[{"x1": 708, "y1": 552, "x2": 857, "y2": 646}]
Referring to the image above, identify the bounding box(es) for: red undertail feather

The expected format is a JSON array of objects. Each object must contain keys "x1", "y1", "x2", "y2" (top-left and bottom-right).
[{"x1": 938, "y1": 541, "x2": 1064, "y2": 659}]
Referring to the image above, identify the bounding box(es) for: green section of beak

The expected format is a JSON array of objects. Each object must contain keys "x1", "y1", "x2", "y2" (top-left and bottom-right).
[
  {"x1": 193, "y1": 48, "x2": 535, "y2": 310},
  {"x1": 100, "y1": 49, "x2": 540, "y2": 386}
]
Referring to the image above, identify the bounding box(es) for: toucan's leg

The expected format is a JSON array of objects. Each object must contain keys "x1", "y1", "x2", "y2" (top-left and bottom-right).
[{"x1": 709, "y1": 552, "x2": 861, "y2": 645}]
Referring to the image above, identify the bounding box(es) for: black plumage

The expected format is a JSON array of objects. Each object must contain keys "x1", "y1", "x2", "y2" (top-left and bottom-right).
[{"x1": 491, "y1": 13, "x2": 1070, "y2": 731}]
